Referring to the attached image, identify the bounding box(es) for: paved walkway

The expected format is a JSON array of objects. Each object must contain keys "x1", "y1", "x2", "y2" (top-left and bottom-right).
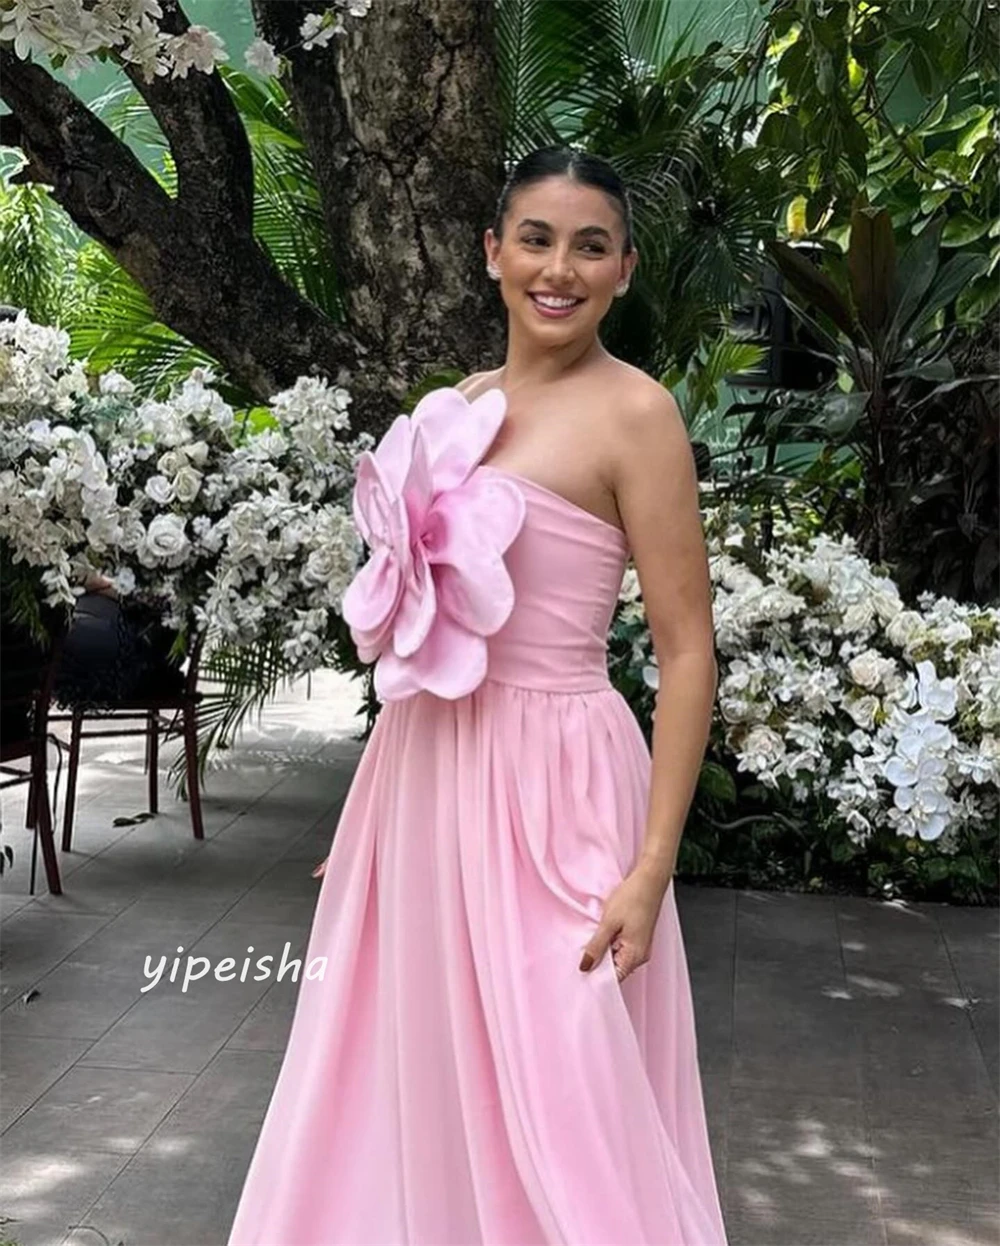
[{"x1": 1, "y1": 671, "x2": 996, "y2": 1246}]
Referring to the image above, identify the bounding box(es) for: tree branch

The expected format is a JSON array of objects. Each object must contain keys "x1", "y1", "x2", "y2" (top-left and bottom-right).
[
  {"x1": 114, "y1": 0, "x2": 254, "y2": 231},
  {"x1": 0, "y1": 46, "x2": 178, "y2": 249},
  {"x1": 0, "y1": 44, "x2": 360, "y2": 406}
]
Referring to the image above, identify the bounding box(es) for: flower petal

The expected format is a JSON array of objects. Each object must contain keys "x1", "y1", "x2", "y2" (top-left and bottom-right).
[
  {"x1": 353, "y1": 448, "x2": 411, "y2": 566},
  {"x1": 372, "y1": 412, "x2": 416, "y2": 495},
  {"x1": 375, "y1": 609, "x2": 488, "y2": 702},
  {"x1": 342, "y1": 545, "x2": 403, "y2": 659},
  {"x1": 422, "y1": 475, "x2": 525, "y2": 635},
  {"x1": 392, "y1": 541, "x2": 436, "y2": 657},
  {"x1": 410, "y1": 385, "x2": 507, "y2": 490},
  {"x1": 402, "y1": 424, "x2": 434, "y2": 537},
  {"x1": 442, "y1": 471, "x2": 527, "y2": 551}
]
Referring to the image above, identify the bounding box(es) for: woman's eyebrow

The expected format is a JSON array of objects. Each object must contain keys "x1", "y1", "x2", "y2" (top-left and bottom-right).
[{"x1": 516, "y1": 218, "x2": 612, "y2": 240}]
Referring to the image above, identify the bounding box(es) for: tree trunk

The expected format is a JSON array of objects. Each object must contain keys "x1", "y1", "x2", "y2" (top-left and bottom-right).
[{"x1": 253, "y1": 0, "x2": 507, "y2": 431}]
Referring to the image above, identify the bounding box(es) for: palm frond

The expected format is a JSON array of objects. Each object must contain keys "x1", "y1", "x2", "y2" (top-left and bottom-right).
[{"x1": 0, "y1": 180, "x2": 80, "y2": 323}]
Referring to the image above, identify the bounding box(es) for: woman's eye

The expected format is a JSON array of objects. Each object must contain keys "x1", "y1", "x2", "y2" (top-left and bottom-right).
[{"x1": 522, "y1": 237, "x2": 605, "y2": 254}]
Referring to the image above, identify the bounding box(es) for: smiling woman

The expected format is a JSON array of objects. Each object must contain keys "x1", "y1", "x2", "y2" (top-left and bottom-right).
[
  {"x1": 227, "y1": 145, "x2": 727, "y2": 1246},
  {"x1": 485, "y1": 148, "x2": 636, "y2": 340}
]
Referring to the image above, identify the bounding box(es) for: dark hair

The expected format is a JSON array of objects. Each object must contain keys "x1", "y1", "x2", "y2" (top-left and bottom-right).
[{"x1": 491, "y1": 146, "x2": 635, "y2": 255}]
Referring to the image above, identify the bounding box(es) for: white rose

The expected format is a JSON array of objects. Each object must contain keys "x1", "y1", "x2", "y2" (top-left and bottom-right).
[
  {"x1": 848, "y1": 650, "x2": 884, "y2": 691},
  {"x1": 157, "y1": 450, "x2": 186, "y2": 477},
  {"x1": 935, "y1": 620, "x2": 973, "y2": 649},
  {"x1": 886, "y1": 610, "x2": 925, "y2": 650},
  {"x1": 145, "y1": 474, "x2": 175, "y2": 505},
  {"x1": 872, "y1": 588, "x2": 902, "y2": 624},
  {"x1": 173, "y1": 466, "x2": 203, "y2": 504},
  {"x1": 843, "y1": 599, "x2": 876, "y2": 633},
  {"x1": 741, "y1": 724, "x2": 786, "y2": 771},
  {"x1": 143, "y1": 514, "x2": 189, "y2": 564},
  {"x1": 846, "y1": 695, "x2": 880, "y2": 730},
  {"x1": 185, "y1": 440, "x2": 209, "y2": 467}
]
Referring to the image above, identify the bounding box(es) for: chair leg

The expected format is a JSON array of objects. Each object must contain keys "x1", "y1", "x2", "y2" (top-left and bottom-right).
[
  {"x1": 24, "y1": 761, "x2": 37, "y2": 829},
  {"x1": 147, "y1": 710, "x2": 159, "y2": 814},
  {"x1": 33, "y1": 745, "x2": 62, "y2": 895},
  {"x1": 61, "y1": 710, "x2": 82, "y2": 852},
  {"x1": 183, "y1": 700, "x2": 204, "y2": 840}
]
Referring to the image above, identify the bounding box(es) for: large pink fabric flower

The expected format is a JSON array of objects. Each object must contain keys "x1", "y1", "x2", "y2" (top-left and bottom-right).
[{"x1": 341, "y1": 385, "x2": 525, "y2": 702}]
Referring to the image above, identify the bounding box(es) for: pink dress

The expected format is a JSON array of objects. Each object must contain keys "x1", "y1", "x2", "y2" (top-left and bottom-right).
[{"x1": 227, "y1": 386, "x2": 728, "y2": 1245}]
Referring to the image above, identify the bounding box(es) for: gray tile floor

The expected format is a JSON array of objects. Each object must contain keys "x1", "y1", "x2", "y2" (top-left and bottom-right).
[{"x1": 1, "y1": 671, "x2": 997, "y2": 1246}]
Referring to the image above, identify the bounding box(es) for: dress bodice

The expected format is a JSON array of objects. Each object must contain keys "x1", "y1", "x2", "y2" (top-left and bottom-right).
[{"x1": 477, "y1": 465, "x2": 630, "y2": 694}]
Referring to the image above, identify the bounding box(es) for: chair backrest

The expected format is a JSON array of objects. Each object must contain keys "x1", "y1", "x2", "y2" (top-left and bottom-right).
[{"x1": 0, "y1": 617, "x2": 65, "y2": 758}]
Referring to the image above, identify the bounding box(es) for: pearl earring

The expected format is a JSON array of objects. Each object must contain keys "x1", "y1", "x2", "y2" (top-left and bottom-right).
[
  {"x1": 614, "y1": 283, "x2": 629, "y2": 298},
  {"x1": 487, "y1": 265, "x2": 501, "y2": 281}
]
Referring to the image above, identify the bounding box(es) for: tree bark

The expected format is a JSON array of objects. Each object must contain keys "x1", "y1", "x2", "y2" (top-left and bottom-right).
[
  {"x1": 0, "y1": 0, "x2": 506, "y2": 436},
  {"x1": 252, "y1": 0, "x2": 507, "y2": 427}
]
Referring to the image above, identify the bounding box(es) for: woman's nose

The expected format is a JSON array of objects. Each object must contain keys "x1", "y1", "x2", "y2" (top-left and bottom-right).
[{"x1": 543, "y1": 249, "x2": 576, "y2": 281}]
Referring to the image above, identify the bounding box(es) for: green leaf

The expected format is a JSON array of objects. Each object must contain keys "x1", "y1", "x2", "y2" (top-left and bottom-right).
[
  {"x1": 848, "y1": 204, "x2": 896, "y2": 339},
  {"x1": 957, "y1": 276, "x2": 1000, "y2": 322},
  {"x1": 889, "y1": 356, "x2": 954, "y2": 382},
  {"x1": 890, "y1": 215, "x2": 945, "y2": 337},
  {"x1": 910, "y1": 46, "x2": 933, "y2": 97},
  {"x1": 697, "y1": 761, "x2": 737, "y2": 804},
  {"x1": 941, "y1": 212, "x2": 990, "y2": 248},
  {"x1": 917, "y1": 253, "x2": 991, "y2": 326},
  {"x1": 956, "y1": 110, "x2": 993, "y2": 157},
  {"x1": 922, "y1": 855, "x2": 951, "y2": 882},
  {"x1": 757, "y1": 112, "x2": 804, "y2": 153},
  {"x1": 821, "y1": 391, "x2": 869, "y2": 437},
  {"x1": 766, "y1": 240, "x2": 856, "y2": 338}
]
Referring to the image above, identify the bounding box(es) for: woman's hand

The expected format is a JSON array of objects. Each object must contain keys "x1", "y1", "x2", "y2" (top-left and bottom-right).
[
  {"x1": 82, "y1": 571, "x2": 118, "y2": 599},
  {"x1": 578, "y1": 862, "x2": 672, "y2": 982}
]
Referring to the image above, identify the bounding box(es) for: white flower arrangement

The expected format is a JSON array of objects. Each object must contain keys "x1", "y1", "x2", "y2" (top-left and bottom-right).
[
  {"x1": 627, "y1": 506, "x2": 1000, "y2": 848},
  {"x1": 0, "y1": 312, "x2": 370, "y2": 673}
]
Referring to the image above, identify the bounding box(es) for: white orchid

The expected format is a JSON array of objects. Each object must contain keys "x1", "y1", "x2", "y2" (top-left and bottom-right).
[{"x1": 616, "y1": 500, "x2": 1000, "y2": 847}]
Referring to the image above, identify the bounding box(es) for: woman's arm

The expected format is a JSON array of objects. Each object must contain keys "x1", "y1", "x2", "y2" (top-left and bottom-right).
[
  {"x1": 82, "y1": 571, "x2": 119, "y2": 600},
  {"x1": 614, "y1": 383, "x2": 718, "y2": 890}
]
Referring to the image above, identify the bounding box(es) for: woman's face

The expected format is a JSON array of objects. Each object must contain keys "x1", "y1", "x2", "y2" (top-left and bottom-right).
[{"x1": 484, "y1": 175, "x2": 636, "y2": 343}]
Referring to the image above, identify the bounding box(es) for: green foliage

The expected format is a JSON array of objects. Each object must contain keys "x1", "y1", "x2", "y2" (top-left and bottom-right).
[
  {"x1": 757, "y1": 0, "x2": 998, "y2": 239},
  {"x1": 495, "y1": 0, "x2": 784, "y2": 376},
  {"x1": 0, "y1": 180, "x2": 79, "y2": 324},
  {"x1": 729, "y1": 202, "x2": 999, "y2": 603},
  {"x1": 2, "y1": 68, "x2": 346, "y2": 406}
]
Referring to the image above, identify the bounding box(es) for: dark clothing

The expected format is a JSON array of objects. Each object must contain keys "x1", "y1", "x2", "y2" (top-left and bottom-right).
[{"x1": 53, "y1": 593, "x2": 185, "y2": 710}]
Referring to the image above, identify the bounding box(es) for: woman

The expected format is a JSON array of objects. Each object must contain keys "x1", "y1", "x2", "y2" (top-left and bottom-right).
[{"x1": 227, "y1": 145, "x2": 727, "y2": 1245}]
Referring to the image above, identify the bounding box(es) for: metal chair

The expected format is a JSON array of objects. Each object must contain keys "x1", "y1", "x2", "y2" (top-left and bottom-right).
[{"x1": 53, "y1": 630, "x2": 206, "y2": 849}]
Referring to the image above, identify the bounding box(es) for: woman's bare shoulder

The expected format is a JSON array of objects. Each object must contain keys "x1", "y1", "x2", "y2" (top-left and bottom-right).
[
  {"x1": 455, "y1": 367, "x2": 503, "y2": 399},
  {"x1": 603, "y1": 358, "x2": 675, "y2": 410}
]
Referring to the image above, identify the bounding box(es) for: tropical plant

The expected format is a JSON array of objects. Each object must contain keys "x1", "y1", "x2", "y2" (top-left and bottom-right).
[
  {"x1": 753, "y1": 0, "x2": 998, "y2": 244},
  {"x1": 752, "y1": 202, "x2": 997, "y2": 593},
  {"x1": 609, "y1": 496, "x2": 1000, "y2": 903},
  {"x1": 0, "y1": 0, "x2": 503, "y2": 434}
]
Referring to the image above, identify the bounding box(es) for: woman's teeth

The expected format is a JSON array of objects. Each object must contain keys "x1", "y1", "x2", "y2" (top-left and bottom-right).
[{"x1": 528, "y1": 293, "x2": 584, "y2": 317}]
